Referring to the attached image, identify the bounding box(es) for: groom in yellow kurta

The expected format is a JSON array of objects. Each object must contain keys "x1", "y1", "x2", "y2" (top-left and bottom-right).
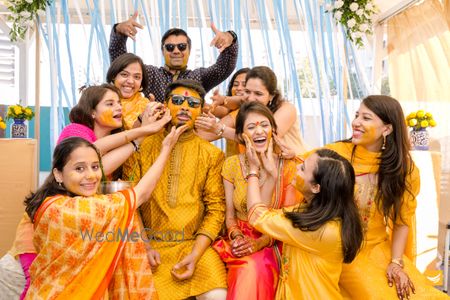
[{"x1": 124, "y1": 79, "x2": 227, "y2": 299}]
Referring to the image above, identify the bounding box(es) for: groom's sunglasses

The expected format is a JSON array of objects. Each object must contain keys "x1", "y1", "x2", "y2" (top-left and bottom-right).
[
  {"x1": 170, "y1": 95, "x2": 202, "y2": 108},
  {"x1": 164, "y1": 43, "x2": 188, "y2": 52}
]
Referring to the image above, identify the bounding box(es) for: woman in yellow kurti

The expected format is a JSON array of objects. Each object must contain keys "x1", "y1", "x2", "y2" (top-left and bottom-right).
[
  {"x1": 106, "y1": 53, "x2": 151, "y2": 130},
  {"x1": 244, "y1": 142, "x2": 364, "y2": 299},
  {"x1": 320, "y1": 95, "x2": 448, "y2": 299},
  {"x1": 23, "y1": 129, "x2": 184, "y2": 299}
]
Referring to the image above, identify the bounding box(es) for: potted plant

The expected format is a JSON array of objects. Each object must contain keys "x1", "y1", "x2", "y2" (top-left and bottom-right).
[
  {"x1": 6, "y1": 104, "x2": 35, "y2": 138},
  {"x1": 405, "y1": 110, "x2": 436, "y2": 150}
]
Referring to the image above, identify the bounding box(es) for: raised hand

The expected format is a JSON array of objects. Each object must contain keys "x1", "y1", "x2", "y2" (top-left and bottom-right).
[
  {"x1": 115, "y1": 11, "x2": 144, "y2": 41},
  {"x1": 209, "y1": 23, "x2": 234, "y2": 52},
  {"x1": 243, "y1": 133, "x2": 261, "y2": 171},
  {"x1": 261, "y1": 138, "x2": 277, "y2": 176},
  {"x1": 273, "y1": 133, "x2": 296, "y2": 159},
  {"x1": 161, "y1": 125, "x2": 188, "y2": 151},
  {"x1": 142, "y1": 102, "x2": 165, "y2": 125},
  {"x1": 210, "y1": 89, "x2": 225, "y2": 112},
  {"x1": 195, "y1": 112, "x2": 218, "y2": 133}
]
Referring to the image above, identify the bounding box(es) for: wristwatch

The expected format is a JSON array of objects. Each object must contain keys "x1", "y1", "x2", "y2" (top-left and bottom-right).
[{"x1": 227, "y1": 30, "x2": 238, "y2": 43}]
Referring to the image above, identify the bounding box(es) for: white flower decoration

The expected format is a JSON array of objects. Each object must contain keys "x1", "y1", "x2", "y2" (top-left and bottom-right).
[
  {"x1": 349, "y1": 3, "x2": 359, "y2": 12},
  {"x1": 359, "y1": 23, "x2": 369, "y2": 32},
  {"x1": 334, "y1": 11, "x2": 343, "y2": 21},
  {"x1": 356, "y1": 8, "x2": 364, "y2": 16},
  {"x1": 347, "y1": 18, "x2": 356, "y2": 28},
  {"x1": 334, "y1": 0, "x2": 344, "y2": 9}
]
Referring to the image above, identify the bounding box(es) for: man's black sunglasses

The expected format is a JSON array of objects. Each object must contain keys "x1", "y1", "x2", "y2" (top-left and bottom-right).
[
  {"x1": 170, "y1": 95, "x2": 201, "y2": 108},
  {"x1": 164, "y1": 43, "x2": 188, "y2": 52}
]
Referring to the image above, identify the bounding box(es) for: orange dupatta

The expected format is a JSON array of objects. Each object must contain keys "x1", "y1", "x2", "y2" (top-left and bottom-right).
[{"x1": 26, "y1": 189, "x2": 157, "y2": 299}]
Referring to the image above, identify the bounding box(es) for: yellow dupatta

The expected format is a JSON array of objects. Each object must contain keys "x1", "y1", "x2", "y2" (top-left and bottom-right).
[
  {"x1": 121, "y1": 92, "x2": 150, "y2": 130},
  {"x1": 27, "y1": 189, "x2": 157, "y2": 299}
]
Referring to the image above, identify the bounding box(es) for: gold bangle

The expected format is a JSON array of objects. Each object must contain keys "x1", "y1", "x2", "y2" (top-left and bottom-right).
[
  {"x1": 391, "y1": 258, "x2": 404, "y2": 268},
  {"x1": 216, "y1": 123, "x2": 226, "y2": 137},
  {"x1": 223, "y1": 96, "x2": 229, "y2": 106},
  {"x1": 245, "y1": 172, "x2": 260, "y2": 180}
]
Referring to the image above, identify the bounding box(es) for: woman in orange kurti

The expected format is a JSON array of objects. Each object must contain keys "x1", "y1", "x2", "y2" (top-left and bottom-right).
[
  {"x1": 213, "y1": 102, "x2": 301, "y2": 299},
  {"x1": 23, "y1": 129, "x2": 185, "y2": 299}
]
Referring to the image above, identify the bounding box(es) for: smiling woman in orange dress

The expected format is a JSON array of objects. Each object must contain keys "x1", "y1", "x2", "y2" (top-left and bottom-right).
[{"x1": 23, "y1": 127, "x2": 185, "y2": 299}]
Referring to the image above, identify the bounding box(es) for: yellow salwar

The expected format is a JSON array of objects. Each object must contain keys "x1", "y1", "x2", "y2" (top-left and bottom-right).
[
  {"x1": 248, "y1": 204, "x2": 344, "y2": 300},
  {"x1": 121, "y1": 92, "x2": 150, "y2": 130},
  {"x1": 123, "y1": 129, "x2": 227, "y2": 300},
  {"x1": 25, "y1": 189, "x2": 157, "y2": 300},
  {"x1": 321, "y1": 142, "x2": 448, "y2": 299}
]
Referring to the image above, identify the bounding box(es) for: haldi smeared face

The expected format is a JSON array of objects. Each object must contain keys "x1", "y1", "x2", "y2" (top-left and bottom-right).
[
  {"x1": 92, "y1": 89, "x2": 122, "y2": 130},
  {"x1": 167, "y1": 86, "x2": 202, "y2": 129},
  {"x1": 352, "y1": 103, "x2": 392, "y2": 152},
  {"x1": 243, "y1": 112, "x2": 273, "y2": 153},
  {"x1": 293, "y1": 153, "x2": 319, "y2": 198}
]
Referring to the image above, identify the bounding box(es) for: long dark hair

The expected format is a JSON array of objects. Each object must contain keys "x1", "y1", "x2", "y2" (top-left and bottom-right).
[
  {"x1": 353, "y1": 95, "x2": 414, "y2": 223},
  {"x1": 106, "y1": 53, "x2": 149, "y2": 92},
  {"x1": 226, "y1": 68, "x2": 250, "y2": 96},
  {"x1": 24, "y1": 137, "x2": 103, "y2": 221},
  {"x1": 235, "y1": 101, "x2": 278, "y2": 145},
  {"x1": 284, "y1": 149, "x2": 363, "y2": 263},
  {"x1": 70, "y1": 84, "x2": 121, "y2": 130},
  {"x1": 245, "y1": 66, "x2": 284, "y2": 112}
]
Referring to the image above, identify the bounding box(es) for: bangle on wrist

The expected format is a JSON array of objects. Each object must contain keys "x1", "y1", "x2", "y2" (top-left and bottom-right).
[
  {"x1": 223, "y1": 96, "x2": 229, "y2": 106},
  {"x1": 216, "y1": 123, "x2": 226, "y2": 137},
  {"x1": 390, "y1": 258, "x2": 404, "y2": 268},
  {"x1": 228, "y1": 228, "x2": 243, "y2": 240},
  {"x1": 130, "y1": 140, "x2": 140, "y2": 152},
  {"x1": 245, "y1": 171, "x2": 260, "y2": 180}
]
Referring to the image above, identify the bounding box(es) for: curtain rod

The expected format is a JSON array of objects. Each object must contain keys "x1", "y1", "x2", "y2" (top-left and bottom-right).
[{"x1": 377, "y1": 0, "x2": 422, "y2": 24}]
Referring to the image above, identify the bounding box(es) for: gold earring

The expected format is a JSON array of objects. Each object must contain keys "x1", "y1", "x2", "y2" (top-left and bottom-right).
[{"x1": 381, "y1": 135, "x2": 386, "y2": 150}]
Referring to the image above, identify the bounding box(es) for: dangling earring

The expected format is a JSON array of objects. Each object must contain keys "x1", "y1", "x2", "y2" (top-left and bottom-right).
[
  {"x1": 381, "y1": 135, "x2": 386, "y2": 150},
  {"x1": 268, "y1": 99, "x2": 272, "y2": 106},
  {"x1": 57, "y1": 181, "x2": 62, "y2": 187},
  {"x1": 139, "y1": 87, "x2": 143, "y2": 92}
]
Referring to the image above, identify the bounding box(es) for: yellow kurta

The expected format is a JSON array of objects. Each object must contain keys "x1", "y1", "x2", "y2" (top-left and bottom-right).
[
  {"x1": 248, "y1": 204, "x2": 344, "y2": 300},
  {"x1": 123, "y1": 129, "x2": 227, "y2": 300},
  {"x1": 323, "y1": 142, "x2": 448, "y2": 299},
  {"x1": 121, "y1": 92, "x2": 149, "y2": 130}
]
